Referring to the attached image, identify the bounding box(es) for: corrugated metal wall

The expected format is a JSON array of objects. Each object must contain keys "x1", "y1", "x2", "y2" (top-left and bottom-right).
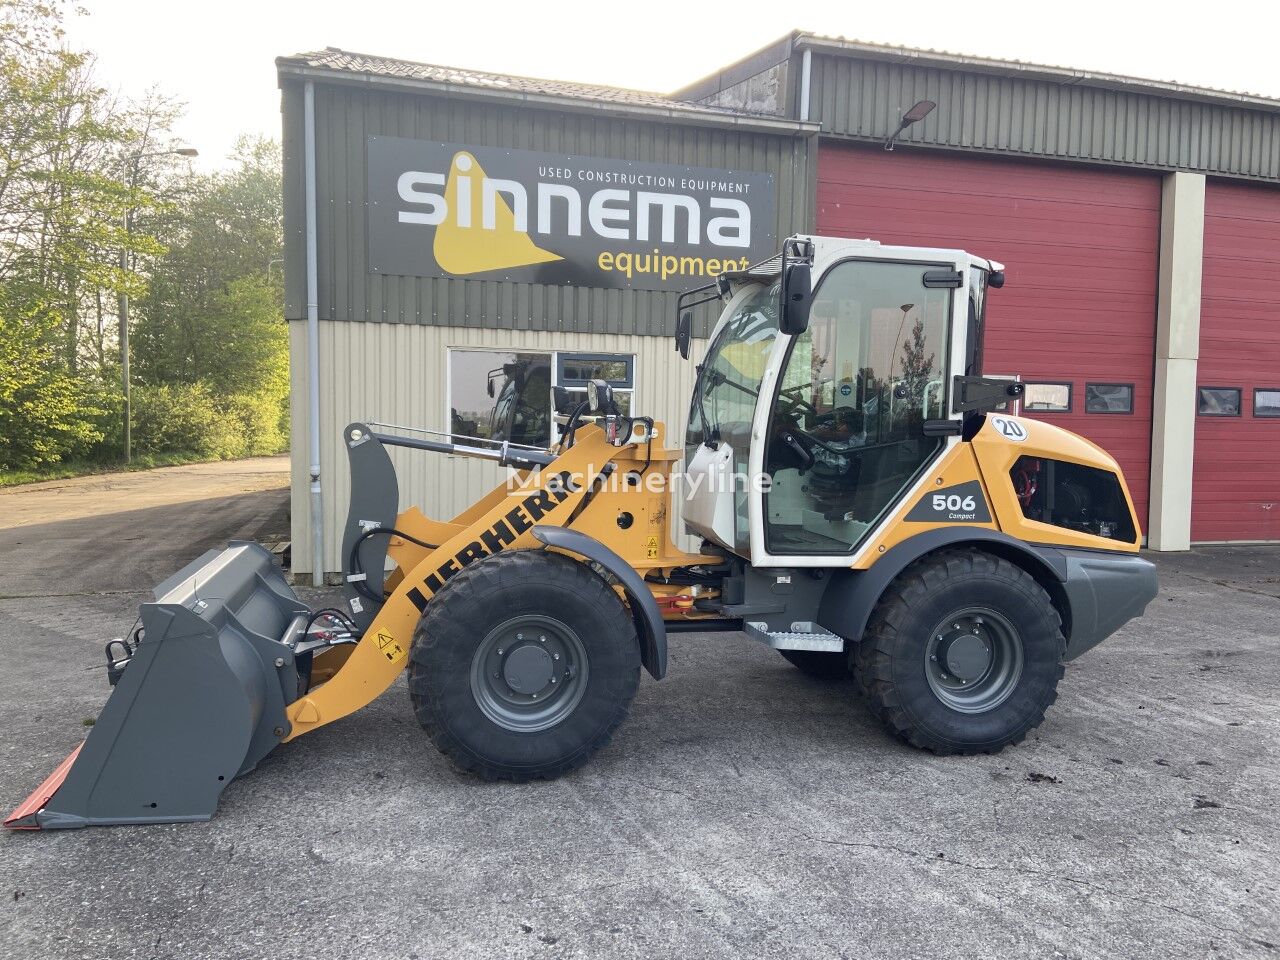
[
  {"x1": 1192, "y1": 179, "x2": 1280, "y2": 542},
  {"x1": 282, "y1": 79, "x2": 815, "y2": 336},
  {"x1": 816, "y1": 142, "x2": 1162, "y2": 528},
  {"x1": 289, "y1": 321, "x2": 709, "y2": 574},
  {"x1": 807, "y1": 54, "x2": 1280, "y2": 182}
]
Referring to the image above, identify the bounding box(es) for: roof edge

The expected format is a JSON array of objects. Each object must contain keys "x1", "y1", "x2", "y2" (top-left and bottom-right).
[
  {"x1": 275, "y1": 57, "x2": 820, "y2": 136},
  {"x1": 794, "y1": 34, "x2": 1280, "y2": 113},
  {"x1": 670, "y1": 31, "x2": 798, "y2": 103}
]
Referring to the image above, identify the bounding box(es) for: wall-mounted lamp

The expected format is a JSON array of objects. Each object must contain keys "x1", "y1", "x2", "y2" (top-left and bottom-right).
[{"x1": 884, "y1": 100, "x2": 937, "y2": 151}]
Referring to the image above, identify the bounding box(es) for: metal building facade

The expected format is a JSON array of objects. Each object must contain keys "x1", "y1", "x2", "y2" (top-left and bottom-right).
[
  {"x1": 277, "y1": 52, "x2": 817, "y2": 573},
  {"x1": 280, "y1": 37, "x2": 1280, "y2": 571},
  {"x1": 679, "y1": 32, "x2": 1280, "y2": 548}
]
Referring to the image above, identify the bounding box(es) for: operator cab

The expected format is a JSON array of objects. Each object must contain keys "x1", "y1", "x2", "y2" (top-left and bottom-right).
[{"x1": 680, "y1": 235, "x2": 1003, "y2": 564}]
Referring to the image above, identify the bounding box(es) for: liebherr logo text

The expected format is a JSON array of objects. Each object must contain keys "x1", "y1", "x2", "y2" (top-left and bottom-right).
[{"x1": 404, "y1": 473, "x2": 574, "y2": 610}]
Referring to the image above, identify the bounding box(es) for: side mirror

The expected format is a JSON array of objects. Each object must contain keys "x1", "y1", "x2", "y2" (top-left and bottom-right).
[
  {"x1": 674, "y1": 309, "x2": 692, "y2": 360},
  {"x1": 487, "y1": 379, "x2": 495, "y2": 398},
  {"x1": 988, "y1": 270, "x2": 1006, "y2": 289},
  {"x1": 780, "y1": 263, "x2": 812, "y2": 336}
]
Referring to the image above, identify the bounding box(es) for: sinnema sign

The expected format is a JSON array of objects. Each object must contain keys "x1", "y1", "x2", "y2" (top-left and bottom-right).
[{"x1": 366, "y1": 137, "x2": 776, "y2": 292}]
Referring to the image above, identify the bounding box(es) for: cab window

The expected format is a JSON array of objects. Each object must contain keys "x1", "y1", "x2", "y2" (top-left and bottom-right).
[{"x1": 764, "y1": 260, "x2": 952, "y2": 554}]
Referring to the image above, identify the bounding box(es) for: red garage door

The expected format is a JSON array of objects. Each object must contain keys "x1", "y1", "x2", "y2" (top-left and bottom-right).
[
  {"x1": 1193, "y1": 181, "x2": 1280, "y2": 542},
  {"x1": 818, "y1": 144, "x2": 1161, "y2": 528}
]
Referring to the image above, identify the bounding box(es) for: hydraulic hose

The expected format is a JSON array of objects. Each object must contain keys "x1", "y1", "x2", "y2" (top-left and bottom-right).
[{"x1": 347, "y1": 527, "x2": 439, "y2": 603}]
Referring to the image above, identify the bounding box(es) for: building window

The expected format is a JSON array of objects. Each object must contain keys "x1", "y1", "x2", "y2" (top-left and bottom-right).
[
  {"x1": 1198, "y1": 387, "x2": 1241, "y2": 417},
  {"x1": 448, "y1": 349, "x2": 636, "y2": 449},
  {"x1": 1085, "y1": 383, "x2": 1134, "y2": 414},
  {"x1": 449, "y1": 350, "x2": 553, "y2": 446},
  {"x1": 1023, "y1": 382, "x2": 1072, "y2": 413},
  {"x1": 1255, "y1": 388, "x2": 1280, "y2": 418},
  {"x1": 556, "y1": 353, "x2": 635, "y2": 417}
]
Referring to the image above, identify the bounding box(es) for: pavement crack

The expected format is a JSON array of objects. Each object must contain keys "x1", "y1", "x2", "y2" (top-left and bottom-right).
[
  {"x1": 1173, "y1": 572, "x2": 1279, "y2": 603},
  {"x1": 616, "y1": 776, "x2": 694, "y2": 800}
]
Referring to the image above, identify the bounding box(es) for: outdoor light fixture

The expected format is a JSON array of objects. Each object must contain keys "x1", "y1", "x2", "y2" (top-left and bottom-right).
[{"x1": 884, "y1": 99, "x2": 937, "y2": 151}]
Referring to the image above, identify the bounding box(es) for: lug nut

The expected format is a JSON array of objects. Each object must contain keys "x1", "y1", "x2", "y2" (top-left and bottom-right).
[
  {"x1": 497, "y1": 648, "x2": 504, "y2": 655},
  {"x1": 539, "y1": 636, "x2": 546, "y2": 643},
  {"x1": 553, "y1": 653, "x2": 560, "y2": 660},
  {"x1": 274, "y1": 657, "x2": 285, "y2": 667},
  {"x1": 516, "y1": 633, "x2": 524, "y2": 641}
]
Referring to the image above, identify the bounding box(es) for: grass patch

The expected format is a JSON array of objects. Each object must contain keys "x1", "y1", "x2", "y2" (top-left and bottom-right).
[{"x1": 0, "y1": 451, "x2": 275, "y2": 488}]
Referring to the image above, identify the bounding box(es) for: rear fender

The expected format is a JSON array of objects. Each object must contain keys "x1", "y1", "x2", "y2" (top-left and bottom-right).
[{"x1": 531, "y1": 526, "x2": 667, "y2": 681}]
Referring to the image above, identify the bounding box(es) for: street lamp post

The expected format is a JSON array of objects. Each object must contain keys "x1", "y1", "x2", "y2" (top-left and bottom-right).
[{"x1": 118, "y1": 145, "x2": 198, "y2": 463}]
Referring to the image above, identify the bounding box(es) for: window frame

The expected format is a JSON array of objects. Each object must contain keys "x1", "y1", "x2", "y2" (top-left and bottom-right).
[
  {"x1": 555, "y1": 352, "x2": 635, "y2": 389},
  {"x1": 445, "y1": 346, "x2": 638, "y2": 450},
  {"x1": 760, "y1": 255, "x2": 958, "y2": 558},
  {"x1": 1197, "y1": 386, "x2": 1242, "y2": 418},
  {"x1": 1253, "y1": 387, "x2": 1280, "y2": 419},
  {"x1": 1022, "y1": 381, "x2": 1074, "y2": 414},
  {"x1": 1084, "y1": 382, "x2": 1135, "y2": 415}
]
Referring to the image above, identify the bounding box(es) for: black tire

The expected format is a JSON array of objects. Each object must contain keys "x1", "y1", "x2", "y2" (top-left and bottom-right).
[
  {"x1": 853, "y1": 550, "x2": 1065, "y2": 755},
  {"x1": 408, "y1": 549, "x2": 639, "y2": 781},
  {"x1": 778, "y1": 648, "x2": 852, "y2": 682}
]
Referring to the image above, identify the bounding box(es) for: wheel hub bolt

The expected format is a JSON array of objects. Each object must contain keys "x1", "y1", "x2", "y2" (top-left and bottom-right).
[
  {"x1": 553, "y1": 653, "x2": 560, "y2": 660},
  {"x1": 540, "y1": 636, "x2": 546, "y2": 643},
  {"x1": 516, "y1": 633, "x2": 524, "y2": 641}
]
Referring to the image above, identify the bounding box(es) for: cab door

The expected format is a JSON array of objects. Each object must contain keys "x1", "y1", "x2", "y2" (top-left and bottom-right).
[{"x1": 754, "y1": 258, "x2": 959, "y2": 560}]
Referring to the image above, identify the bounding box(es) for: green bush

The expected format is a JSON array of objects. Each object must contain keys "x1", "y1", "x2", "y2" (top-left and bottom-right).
[{"x1": 129, "y1": 382, "x2": 288, "y2": 460}]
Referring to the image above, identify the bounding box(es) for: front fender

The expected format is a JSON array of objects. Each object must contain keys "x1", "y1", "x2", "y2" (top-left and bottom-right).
[
  {"x1": 531, "y1": 526, "x2": 667, "y2": 681},
  {"x1": 817, "y1": 528, "x2": 1070, "y2": 647}
]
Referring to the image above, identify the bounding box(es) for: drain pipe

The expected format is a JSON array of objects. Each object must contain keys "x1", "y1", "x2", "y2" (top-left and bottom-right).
[
  {"x1": 304, "y1": 81, "x2": 323, "y2": 587},
  {"x1": 799, "y1": 47, "x2": 812, "y2": 122}
]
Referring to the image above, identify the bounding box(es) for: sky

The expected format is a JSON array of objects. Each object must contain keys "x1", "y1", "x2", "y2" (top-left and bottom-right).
[{"x1": 65, "y1": 0, "x2": 1280, "y2": 169}]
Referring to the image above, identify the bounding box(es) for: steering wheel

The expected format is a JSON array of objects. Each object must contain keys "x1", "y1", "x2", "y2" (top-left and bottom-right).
[{"x1": 778, "y1": 381, "x2": 824, "y2": 419}]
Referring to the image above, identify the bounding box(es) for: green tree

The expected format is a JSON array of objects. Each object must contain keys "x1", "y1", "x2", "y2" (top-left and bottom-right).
[
  {"x1": 0, "y1": 0, "x2": 152, "y2": 468},
  {"x1": 132, "y1": 137, "x2": 288, "y2": 456}
]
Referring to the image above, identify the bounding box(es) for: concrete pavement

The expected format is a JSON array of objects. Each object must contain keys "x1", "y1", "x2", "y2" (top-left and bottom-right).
[{"x1": 0, "y1": 463, "x2": 1276, "y2": 959}]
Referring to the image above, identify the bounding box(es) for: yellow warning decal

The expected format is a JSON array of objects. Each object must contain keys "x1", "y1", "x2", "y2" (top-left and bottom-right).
[
  {"x1": 375, "y1": 629, "x2": 405, "y2": 664},
  {"x1": 645, "y1": 535, "x2": 659, "y2": 560}
]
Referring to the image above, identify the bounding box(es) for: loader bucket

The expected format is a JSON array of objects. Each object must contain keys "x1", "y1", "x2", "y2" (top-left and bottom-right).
[{"x1": 5, "y1": 542, "x2": 308, "y2": 830}]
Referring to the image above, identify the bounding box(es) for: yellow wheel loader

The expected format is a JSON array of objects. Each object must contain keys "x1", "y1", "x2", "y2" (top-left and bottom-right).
[{"x1": 7, "y1": 235, "x2": 1158, "y2": 830}]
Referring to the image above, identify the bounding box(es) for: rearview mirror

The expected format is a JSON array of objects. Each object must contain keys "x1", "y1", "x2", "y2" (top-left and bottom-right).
[
  {"x1": 487, "y1": 379, "x2": 495, "y2": 398},
  {"x1": 675, "y1": 309, "x2": 692, "y2": 360},
  {"x1": 780, "y1": 263, "x2": 812, "y2": 336}
]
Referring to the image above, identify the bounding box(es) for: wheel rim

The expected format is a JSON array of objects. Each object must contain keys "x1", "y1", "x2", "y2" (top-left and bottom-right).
[
  {"x1": 469, "y1": 615, "x2": 589, "y2": 732},
  {"x1": 923, "y1": 606, "x2": 1024, "y2": 714}
]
